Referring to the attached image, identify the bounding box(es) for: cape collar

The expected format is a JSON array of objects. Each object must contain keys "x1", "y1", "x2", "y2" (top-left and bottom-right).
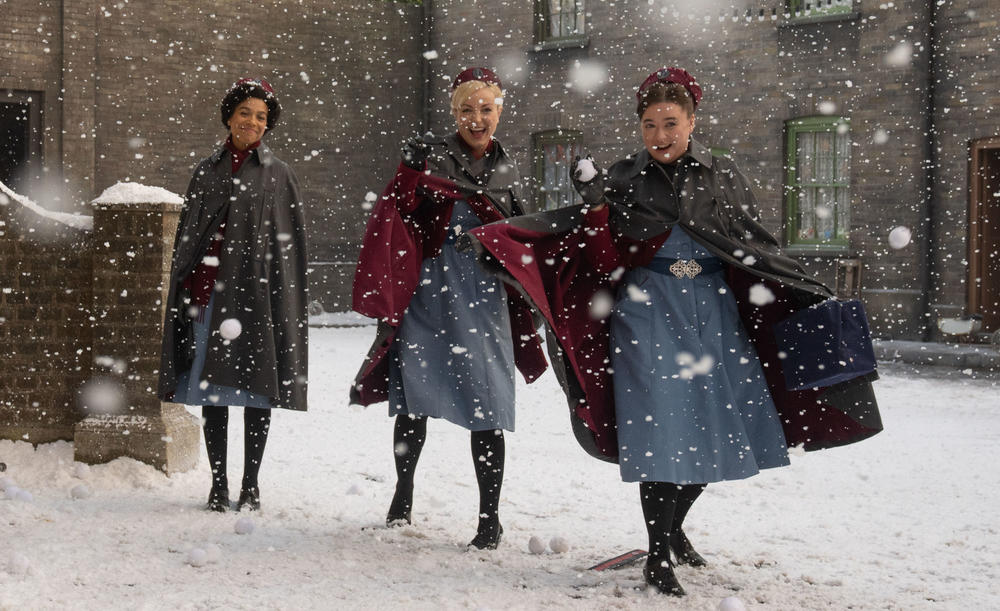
[
  {"x1": 209, "y1": 140, "x2": 275, "y2": 168},
  {"x1": 627, "y1": 138, "x2": 712, "y2": 178}
]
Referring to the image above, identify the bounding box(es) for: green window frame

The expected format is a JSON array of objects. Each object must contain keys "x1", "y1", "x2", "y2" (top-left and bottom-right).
[
  {"x1": 532, "y1": 129, "x2": 582, "y2": 212},
  {"x1": 785, "y1": 116, "x2": 851, "y2": 249},
  {"x1": 533, "y1": 0, "x2": 587, "y2": 46},
  {"x1": 787, "y1": 0, "x2": 853, "y2": 18}
]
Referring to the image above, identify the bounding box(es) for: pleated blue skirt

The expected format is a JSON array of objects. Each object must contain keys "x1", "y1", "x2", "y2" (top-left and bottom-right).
[
  {"x1": 388, "y1": 201, "x2": 515, "y2": 432},
  {"x1": 611, "y1": 228, "x2": 789, "y2": 484}
]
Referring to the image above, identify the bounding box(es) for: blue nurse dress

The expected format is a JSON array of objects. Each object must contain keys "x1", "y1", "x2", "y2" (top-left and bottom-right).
[{"x1": 610, "y1": 227, "x2": 790, "y2": 484}]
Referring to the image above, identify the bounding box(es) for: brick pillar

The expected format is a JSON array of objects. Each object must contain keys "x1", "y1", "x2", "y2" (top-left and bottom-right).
[{"x1": 73, "y1": 199, "x2": 199, "y2": 473}]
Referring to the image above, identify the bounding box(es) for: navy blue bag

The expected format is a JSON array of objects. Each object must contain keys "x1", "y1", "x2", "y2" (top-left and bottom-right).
[{"x1": 773, "y1": 299, "x2": 877, "y2": 391}]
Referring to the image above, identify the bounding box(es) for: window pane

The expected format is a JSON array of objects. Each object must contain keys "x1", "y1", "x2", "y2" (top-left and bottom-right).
[
  {"x1": 797, "y1": 187, "x2": 816, "y2": 240},
  {"x1": 796, "y1": 132, "x2": 814, "y2": 183},
  {"x1": 815, "y1": 132, "x2": 834, "y2": 183},
  {"x1": 836, "y1": 187, "x2": 850, "y2": 239},
  {"x1": 816, "y1": 186, "x2": 836, "y2": 241},
  {"x1": 835, "y1": 130, "x2": 850, "y2": 181},
  {"x1": 539, "y1": 138, "x2": 581, "y2": 210}
]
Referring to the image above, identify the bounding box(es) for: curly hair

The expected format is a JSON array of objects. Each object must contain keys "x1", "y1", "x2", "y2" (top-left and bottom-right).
[{"x1": 220, "y1": 81, "x2": 281, "y2": 132}]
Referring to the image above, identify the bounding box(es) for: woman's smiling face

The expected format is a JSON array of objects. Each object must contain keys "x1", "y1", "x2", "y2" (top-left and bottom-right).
[
  {"x1": 227, "y1": 97, "x2": 269, "y2": 150},
  {"x1": 454, "y1": 86, "x2": 501, "y2": 158},
  {"x1": 640, "y1": 102, "x2": 695, "y2": 164}
]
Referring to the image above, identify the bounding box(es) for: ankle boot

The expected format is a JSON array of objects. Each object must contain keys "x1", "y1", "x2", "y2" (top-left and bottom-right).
[
  {"x1": 468, "y1": 522, "x2": 503, "y2": 550},
  {"x1": 669, "y1": 529, "x2": 707, "y2": 567},
  {"x1": 206, "y1": 486, "x2": 230, "y2": 512},
  {"x1": 643, "y1": 556, "x2": 685, "y2": 596},
  {"x1": 236, "y1": 487, "x2": 260, "y2": 512},
  {"x1": 386, "y1": 483, "x2": 413, "y2": 526}
]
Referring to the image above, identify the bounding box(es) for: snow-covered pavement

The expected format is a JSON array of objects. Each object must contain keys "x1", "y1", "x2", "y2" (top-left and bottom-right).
[{"x1": 2, "y1": 326, "x2": 998, "y2": 609}]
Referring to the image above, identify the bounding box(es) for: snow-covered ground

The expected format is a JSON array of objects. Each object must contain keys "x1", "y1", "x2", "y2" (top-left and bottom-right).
[{"x1": 2, "y1": 326, "x2": 998, "y2": 609}]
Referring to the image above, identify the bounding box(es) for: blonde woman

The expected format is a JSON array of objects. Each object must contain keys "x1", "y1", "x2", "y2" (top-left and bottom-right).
[{"x1": 352, "y1": 67, "x2": 545, "y2": 549}]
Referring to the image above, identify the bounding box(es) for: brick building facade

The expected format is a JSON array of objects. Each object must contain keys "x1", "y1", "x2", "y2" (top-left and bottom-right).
[
  {"x1": 418, "y1": 0, "x2": 1000, "y2": 342},
  {"x1": 2, "y1": 0, "x2": 425, "y2": 312}
]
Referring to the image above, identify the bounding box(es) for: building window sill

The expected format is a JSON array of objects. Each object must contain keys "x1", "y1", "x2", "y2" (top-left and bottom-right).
[
  {"x1": 532, "y1": 36, "x2": 590, "y2": 53},
  {"x1": 784, "y1": 244, "x2": 851, "y2": 257},
  {"x1": 778, "y1": 11, "x2": 860, "y2": 27}
]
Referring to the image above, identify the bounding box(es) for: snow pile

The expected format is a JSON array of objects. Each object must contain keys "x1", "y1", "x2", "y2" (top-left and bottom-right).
[
  {"x1": 92, "y1": 181, "x2": 183, "y2": 205},
  {"x1": 0, "y1": 180, "x2": 93, "y2": 231}
]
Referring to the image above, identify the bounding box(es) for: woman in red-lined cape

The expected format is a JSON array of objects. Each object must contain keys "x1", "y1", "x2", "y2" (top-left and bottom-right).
[
  {"x1": 462, "y1": 67, "x2": 881, "y2": 594},
  {"x1": 351, "y1": 67, "x2": 546, "y2": 549}
]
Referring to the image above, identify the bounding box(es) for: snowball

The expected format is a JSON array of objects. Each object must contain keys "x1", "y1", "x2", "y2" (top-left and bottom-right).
[
  {"x1": 626, "y1": 284, "x2": 650, "y2": 303},
  {"x1": 885, "y1": 41, "x2": 913, "y2": 67},
  {"x1": 873, "y1": 129, "x2": 890, "y2": 145},
  {"x1": 234, "y1": 517, "x2": 255, "y2": 535},
  {"x1": 528, "y1": 535, "x2": 546, "y2": 555},
  {"x1": 817, "y1": 100, "x2": 837, "y2": 115},
  {"x1": 748, "y1": 283, "x2": 776, "y2": 306},
  {"x1": 690, "y1": 355, "x2": 715, "y2": 376},
  {"x1": 203, "y1": 543, "x2": 223, "y2": 564},
  {"x1": 186, "y1": 547, "x2": 208, "y2": 567},
  {"x1": 5, "y1": 553, "x2": 31, "y2": 576},
  {"x1": 888, "y1": 225, "x2": 912, "y2": 250},
  {"x1": 78, "y1": 377, "x2": 126, "y2": 414},
  {"x1": 73, "y1": 463, "x2": 91, "y2": 479},
  {"x1": 675, "y1": 352, "x2": 695, "y2": 367},
  {"x1": 521, "y1": 254, "x2": 534, "y2": 265},
  {"x1": 422, "y1": 50, "x2": 439, "y2": 60},
  {"x1": 574, "y1": 157, "x2": 598, "y2": 183},
  {"x1": 345, "y1": 483, "x2": 363, "y2": 496},
  {"x1": 364, "y1": 191, "x2": 378, "y2": 202},
  {"x1": 70, "y1": 484, "x2": 92, "y2": 500},
  {"x1": 549, "y1": 536, "x2": 570, "y2": 553},
  {"x1": 719, "y1": 597, "x2": 748, "y2": 611},
  {"x1": 569, "y1": 60, "x2": 608, "y2": 93},
  {"x1": 219, "y1": 318, "x2": 242, "y2": 340},
  {"x1": 589, "y1": 290, "x2": 614, "y2": 319},
  {"x1": 450, "y1": 346, "x2": 468, "y2": 355}
]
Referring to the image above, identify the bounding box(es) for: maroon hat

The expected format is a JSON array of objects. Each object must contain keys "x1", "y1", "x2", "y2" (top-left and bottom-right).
[
  {"x1": 636, "y1": 67, "x2": 702, "y2": 109},
  {"x1": 452, "y1": 67, "x2": 502, "y2": 91},
  {"x1": 232, "y1": 77, "x2": 275, "y2": 96}
]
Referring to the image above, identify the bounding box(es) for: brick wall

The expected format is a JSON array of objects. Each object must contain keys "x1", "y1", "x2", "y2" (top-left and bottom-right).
[
  {"x1": 0, "y1": 203, "x2": 93, "y2": 443},
  {"x1": 424, "y1": 0, "x2": 977, "y2": 340},
  {"x1": 1, "y1": 0, "x2": 426, "y2": 311}
]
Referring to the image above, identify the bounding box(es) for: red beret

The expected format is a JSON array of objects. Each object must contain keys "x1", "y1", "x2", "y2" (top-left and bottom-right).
[
  {"x1": 636, "y1": 67, "x2": 702, "y2": 109},
  {"x1": 452, "y1": 67, "x2": 502, "y2": 91},
  {"x1": 233, "y1": 77, "x2": 275, "y2": 96}
]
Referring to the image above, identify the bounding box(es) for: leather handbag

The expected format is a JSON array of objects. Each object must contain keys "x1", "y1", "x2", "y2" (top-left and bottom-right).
[{"x1": 773, "y1": 299, "x2": 877, "y2": 391}]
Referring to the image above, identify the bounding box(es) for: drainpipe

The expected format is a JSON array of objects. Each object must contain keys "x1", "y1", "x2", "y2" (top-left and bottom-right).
[
  {"x1": 421, "y1": 0, "x2": 434, "y2": 133},
  {"x1": 918, "y1": 0, "x2": 938, "y2": 341}
]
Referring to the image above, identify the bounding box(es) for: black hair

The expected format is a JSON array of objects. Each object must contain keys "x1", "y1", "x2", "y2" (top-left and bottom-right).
[
  {"x1": 220, "y1": 82, "x2": 281, "y2": 132},
  {"x1": 636, "y1": 82, "x2": 694, "y2": 118}
]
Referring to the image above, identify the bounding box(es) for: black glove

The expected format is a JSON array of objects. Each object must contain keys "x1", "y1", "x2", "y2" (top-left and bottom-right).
[
  {"x1": 400, "y1": 135, "x2": 429, "y2": 170},
  {"x1": 571, "y1": 155, "x2": 606, "y2": 206}
]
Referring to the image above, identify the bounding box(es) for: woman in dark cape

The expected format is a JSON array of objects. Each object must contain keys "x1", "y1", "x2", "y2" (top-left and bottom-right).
[
  {"x1": 351, "y1": 68, "x2": 546, "y2": 549},
  {"x1": 159, "y1": 78, "x2": 309, "y2": 512},
  {"x1": 462, "y1": 67, "x2": 881, "y2": 595}
]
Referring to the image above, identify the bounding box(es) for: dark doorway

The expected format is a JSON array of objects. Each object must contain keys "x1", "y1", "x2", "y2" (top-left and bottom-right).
[
  {"x1": 969, "y1": 138, "x2": 1000, "y2": 334},
  {"x1": 0, "y1": 90, "x2": 43, "y2": 193}
]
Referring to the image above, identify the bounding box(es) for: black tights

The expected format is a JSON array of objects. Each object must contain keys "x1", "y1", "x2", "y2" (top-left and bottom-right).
[
  {"x1": 202, "y1": 406, "x2": 271, "y2": 492},
  {"x1": 639, "y1": 481, "x2": 705, "y2": 562},
  {"x1": 390, "y1": 415, "x2": 505, "y2": 531}
]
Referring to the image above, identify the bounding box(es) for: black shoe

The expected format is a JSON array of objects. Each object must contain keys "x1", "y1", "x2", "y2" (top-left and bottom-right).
[
  {"x1": 468, "y1": 523, "x2": 503, "y2": 550},
  {"x1": 669, "y1": 530, "x2": 707, "y2": 567},
  {"x1": 206, "y1": 487, "x2": 230, "y2": 512},
  {"x1": 643, "y1": 557, "x2": 685, "y2": 596},
  {"x1": 386, "y1": 485, "x2": 413, "y2": 527},
  {"x1": 236, "y1": 487, "x2": 260, "y2": 512}
]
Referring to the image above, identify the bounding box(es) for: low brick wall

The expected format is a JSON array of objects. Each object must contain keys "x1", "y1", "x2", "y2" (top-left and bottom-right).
[{"x1": 0, "y1": 204, "x2": 93, "y2": 443}]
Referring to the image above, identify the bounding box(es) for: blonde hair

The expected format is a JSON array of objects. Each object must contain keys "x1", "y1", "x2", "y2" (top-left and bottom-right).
[{"x1": 450, "y1": 81, "x2": 504, "y2": 116}]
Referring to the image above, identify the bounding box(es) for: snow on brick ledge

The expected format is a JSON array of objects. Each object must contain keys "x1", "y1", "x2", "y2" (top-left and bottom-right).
[{"x1": 92, "y1": 181, "x2": 183, "y2": 206}]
